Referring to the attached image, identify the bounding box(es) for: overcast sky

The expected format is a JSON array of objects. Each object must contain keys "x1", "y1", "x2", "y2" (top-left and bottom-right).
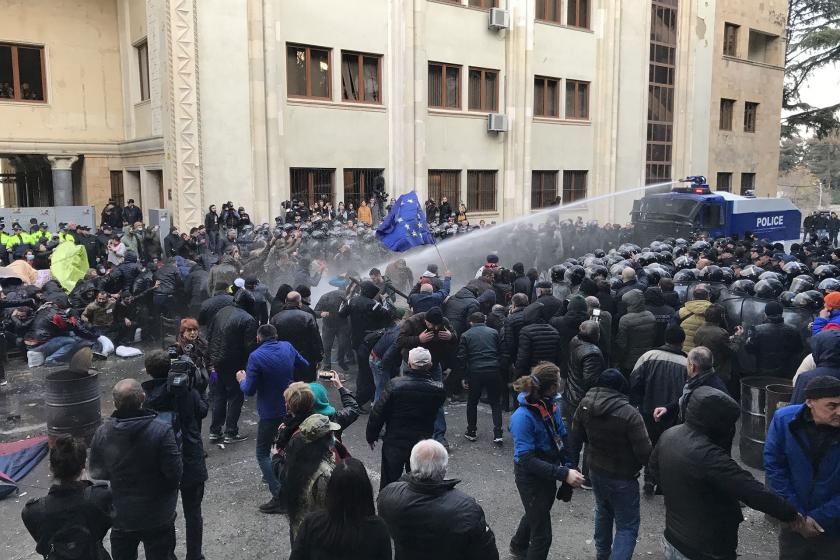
[{"x1": 789, "y1": 64, "x2": 840, "y2": 116}]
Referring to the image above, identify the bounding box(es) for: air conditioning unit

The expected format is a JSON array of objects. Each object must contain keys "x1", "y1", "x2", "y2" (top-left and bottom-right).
[
  {"x1": 487, "y1": 113, "x2": 508, "y2": 133},
  {"x1": 488, "y1": 8, "x2": 510, "y2": 30}
]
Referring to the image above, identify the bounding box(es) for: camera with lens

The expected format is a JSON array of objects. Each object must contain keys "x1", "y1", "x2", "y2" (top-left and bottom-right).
[
  {"x1": 373, "y1": 176, "x2": 388, "y2": 203},
  {"x1": 167, "y1": 345, "x2": 198, "y2": 395}
]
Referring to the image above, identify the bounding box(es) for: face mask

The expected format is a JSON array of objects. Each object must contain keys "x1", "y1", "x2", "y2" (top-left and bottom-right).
[{"x1": 26, "y1": 254, "x2": 34, "y2": 261}]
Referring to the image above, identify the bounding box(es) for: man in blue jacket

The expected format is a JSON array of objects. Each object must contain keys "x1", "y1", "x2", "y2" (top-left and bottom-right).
[
  {"x1": 765, "y1": 376, "x2": 840, "y2": 559},
  {"x1": 236, "y1": 324, "x2": 308, "y2": 514},
  {"x1": 408, "y1": 272, "x2": 451, "y2": 314}
]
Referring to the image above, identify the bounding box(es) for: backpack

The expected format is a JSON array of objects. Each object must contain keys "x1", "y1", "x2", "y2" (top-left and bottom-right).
[{"x1": 38, "y1": 486, "x2": 100, "y2": 560}]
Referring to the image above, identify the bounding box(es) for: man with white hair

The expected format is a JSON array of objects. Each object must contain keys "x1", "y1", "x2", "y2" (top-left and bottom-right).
[
  {"x1": 366, "y1": 347, "x2": 446, "y2": 489},
  {"x1": 378, "y1": 439, "x2": 500, "y2": 560}
]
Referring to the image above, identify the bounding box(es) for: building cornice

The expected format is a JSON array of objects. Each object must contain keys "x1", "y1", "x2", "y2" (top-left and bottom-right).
[{"x1": 0, "y1": 137, "x2": 164, "y2": 156}]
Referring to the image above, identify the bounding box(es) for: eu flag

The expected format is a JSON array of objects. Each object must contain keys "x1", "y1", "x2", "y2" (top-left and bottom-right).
[{"x1": 375, "y1": 191, "x2": 436, "y2": 252}]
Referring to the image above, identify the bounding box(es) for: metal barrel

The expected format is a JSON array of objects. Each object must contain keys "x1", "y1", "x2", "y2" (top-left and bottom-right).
[
  {"x1": 738, "y1": 376, "x2": 791, "y2": 470},
  {"x1": 765, "y1": 384, "x2": 794, "y2": 434},
  {"x1": 45, "y1": 370, "x2": 101, "y2": 446}
]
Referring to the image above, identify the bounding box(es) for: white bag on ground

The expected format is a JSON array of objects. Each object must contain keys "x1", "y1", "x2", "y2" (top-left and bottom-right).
[
  {"x1": 97, "y1": 336, "x2": 115, "y2": 357},
  {"x1": 27, "y1": 350, "x2": 45, "y2": 368},
  {"x1": 115, "y1": 346, "x2": 143, "y2": 358}
]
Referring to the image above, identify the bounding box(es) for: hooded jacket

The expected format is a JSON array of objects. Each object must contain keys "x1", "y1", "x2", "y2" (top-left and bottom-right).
[
  {"x1": 678, "y1": 299, "x2": 712, "y2": 352},
  {"x1": 108, "y1": 251, "x2": 142, "y2": 293},
  {"x1": 563, "y1": 333, "x2": 605, "y2": 411},
  {"x1": 694, "y1": 322, "x2": 739, "y2": 383},
  {"x1": 509, "y1": 393, "x2": 570, "y2": 481},
  {"x1": 745, "y1": 315, "x2": 804, "y2": 379},
  {"x1": 811, "y1": 308, "x2": 840, "y2": 335},
  {"x1": 571, "y1": 386, "x2": 651, "y2": 480},
  {"x1": 549, "y1": 295, "x2": 589, "y2": 372},
  {"x1": 443, "y1": 286, "x2": 480, "y2": 335},
  {"x1": 792, "y1": 330, "x2": 840, "y2": 403},
  {"x1": 765, "y1": 404, "x2": 840, "y2": 536},
  {"x1": 615, "y1": 290, "x2": 657, "y2": 372},
  {"x1": 515, "y1": 303, "x2": 561, "y2": 375},
  {"x1": 198, "y1": 292, "x2": 233, "y2": 327},
  {"x1": 649, "y1": 387, "x2": 798, "y2": 560},
  {"x1": 88, "y1": 408, "x2": 183, "y2": 531},
  {"x1": 377, "y1": 474, "x2": 499, "y2": 560},
  {"x1": 142, "y1": 377, "x2": 208, "y2": 484}
]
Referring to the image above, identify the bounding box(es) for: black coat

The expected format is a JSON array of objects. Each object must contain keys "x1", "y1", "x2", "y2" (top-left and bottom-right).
[
  {"x1": 744, "y1": 318, "x2": 804, "y2": 379},
  {"x1": 270, "y1": 305, "x2": 323, "y2": 376},
  {"x1": 89, "y1": 408, "x2": 182, "y2": 531},
  {"x1": 22, "y1": 480, "x2": 113, "y2": 560},
  {"x1": 562, "y1": 335, "x2": 605, "y2": 411},
  {"x1": 443, "y1": 287, "x2": 480, "y2": 335},
  {"x1": 313, "y1": 289, "x2": 348, "y2": 330},
  {"x1": 649, "y1": 387, "x2": 798, "y2": 560},
  {"x1": 142, "y1": 377, "x2": 209, "y2": 484},
  {"x1": 122, "y1": 205, "x2": 142, "y2": 226},
  {"x1": 153, "y1": 263, "x2": 182, "y2": 296},
  {"x1": 366, "y1": 369, "x2": 445, "y2": 449},
  {"x1": 512, "y1": 274, "x2": 532, "y2": 301},
  {"x1": 207, "y1": 305, "x2": 258, "y2": 369},
  {"x1": 456, "y1": 323, "x2": 500, "y2": 375},
  {"x1": 377, "y1": 475, "x2": 499, "y2": 560},
  {"x1": 339, "y1": 286, "x2": 392, "y2": 348},
  {"x1": 198, "y1": 293, "x2": 233, "y2": 327},
  {"x1": 500, "y1": 308, "x2": 527, "y2": 369},
  {"x1": 184, "y1": 268, "x2": 209, "y2": 311},
  {"x1": 549, "y1": 296, "x2": 589, "y2": 373},
  {"x1": 515, "y1": 304, "x2": 561, "y2": 375},
  {"x1": 108, "y1": 258, "x2": 143, "y2": 294}
]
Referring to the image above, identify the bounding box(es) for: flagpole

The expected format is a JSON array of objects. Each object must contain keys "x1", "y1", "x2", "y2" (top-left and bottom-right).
[{"x1": 431, "y1": 239, "x2": 449, "y2": 273}]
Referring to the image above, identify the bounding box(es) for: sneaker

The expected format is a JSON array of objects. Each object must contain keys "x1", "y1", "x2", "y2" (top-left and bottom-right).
[
  {"x1": 259, "y1": 496, "x2": 287, "y2": 514},
  {"x1": 643, "y1": 482, "x2": 655, "y2": 496},
  {"x1": 0, "y1": 379, "x2": 7, "y2": 386},
  {"x1": 581, "y1": 477, "x2": 593, "y2": 491},
  {"x1": 223, "y1": 433, "x2": 248, "y2": 444},
  {"x1": 208, "y1": 433, "x2": 222, "y2": 443},
  {"x1": 92, "y1": 351, "x2": 108, "y2": 361},
  {"x1": 464, "y1": 431, "x2": 477, "y2": 442},
  {"x1": 493, "y1": 436, "x2": 503, "y2": 447}
]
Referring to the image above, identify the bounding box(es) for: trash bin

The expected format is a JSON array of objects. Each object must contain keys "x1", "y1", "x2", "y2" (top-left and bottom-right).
[
  {"x1": 765, "y1": 384, "x2": 795, "y2": 433},
  {"x1": 45, "y1": 369, "x2": 101, "y2": 446},
  {"x1": 739, "y1": 376, "x2": 791, "y2": 470}
]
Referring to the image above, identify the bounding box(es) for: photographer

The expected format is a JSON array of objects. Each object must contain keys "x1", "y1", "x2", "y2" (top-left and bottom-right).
[
  {"x1": 142, "y1": 349, "x2": 208, "y2": 560},
  {"x1": 175, "y1": 318, "x2": 211, "y2": 395}
]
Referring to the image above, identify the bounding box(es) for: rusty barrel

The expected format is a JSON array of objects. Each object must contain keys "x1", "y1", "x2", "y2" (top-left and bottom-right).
[
  {"x1": 739, "y1": 376, "x2": 791, "y2": 470},
  {"x1": 45, "y1": 369, "x2": 101, "y2": 446}
]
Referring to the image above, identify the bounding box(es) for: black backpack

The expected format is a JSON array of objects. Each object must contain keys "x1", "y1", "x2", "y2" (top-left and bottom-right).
[{"x1": 38, "y1": 486, "x2": 100, "y2": 560}]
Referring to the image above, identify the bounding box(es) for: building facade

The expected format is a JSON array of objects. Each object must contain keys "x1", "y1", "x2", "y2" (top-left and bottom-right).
[{"x1": 0, "y1": 0, "x2": 787, "y2": 228}]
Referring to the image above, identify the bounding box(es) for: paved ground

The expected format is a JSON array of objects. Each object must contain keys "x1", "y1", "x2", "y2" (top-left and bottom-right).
[{"x1": 1, "y1": 352, "x2": 781, "y2": 559}]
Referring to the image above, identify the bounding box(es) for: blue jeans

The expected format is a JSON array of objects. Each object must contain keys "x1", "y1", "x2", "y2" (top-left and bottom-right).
[
  {"x1": 370, "y1": 356, "x2": 388, "y2": 403},
  {"x1": 591, "y1": 472, "x2": 641, "y2": 560},
  {"x1": 429, "y1": 363, "x2": 447, "y2": 440},
  {"x1": 33, "y1": 335, "x2": 89, "y2": 364},
  {"x1": 257, "y1": 418, "x2": 282, "y2": 498}
]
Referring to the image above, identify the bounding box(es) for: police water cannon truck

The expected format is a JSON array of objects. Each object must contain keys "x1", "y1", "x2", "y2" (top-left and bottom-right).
[{"x1": 630, "y1": 176, "x2": 801, "y2": 245}]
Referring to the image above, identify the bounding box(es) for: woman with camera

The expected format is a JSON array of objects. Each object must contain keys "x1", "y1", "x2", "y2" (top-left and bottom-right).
[
  {"x1": 175, "y1": 318, "x2": 210, "y2": 394},
  {"x1": 508, "y1": 362, "x2": 585, "y2": 560}
]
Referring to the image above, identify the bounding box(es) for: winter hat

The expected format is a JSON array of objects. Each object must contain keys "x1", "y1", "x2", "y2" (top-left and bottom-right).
[
  {"x1": 596, "y1": 368, "x2": 629, "y2": 394},
  {"x1": 825, "y1": 292, "x2": 840, "y2": 311},
  {"x1": 299, "y1": 414, "x2": 341, "y2": 442},
  {"x1": 486, "y1": 254, "x2": 499, "y2": 265},
  {"x1": 408, "y1": 347, "x2": 432, "y2": 369},
  {"x1": 622, "y1": 267, "x2": 636, "y2": 282},
  {"x1": 233, "y1": 277, "x2": 246, "y2": 289},
  {"x1": 804, "y1": 376, "x2": 840, "y2": 400},
  {"x1": 309, "y1": 383, "x2": 337, "y2": 416},
  {"x1": 764, "y1": 301, "x2": 783, "y2": 318},
  {"x1": 424, "y1": 306, "x2": 444, "y2": 325}
]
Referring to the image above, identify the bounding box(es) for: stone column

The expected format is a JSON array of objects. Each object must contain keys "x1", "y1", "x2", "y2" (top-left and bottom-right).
[{"x1": 47, "y1": 155, "x2": 79, "y2": 207}]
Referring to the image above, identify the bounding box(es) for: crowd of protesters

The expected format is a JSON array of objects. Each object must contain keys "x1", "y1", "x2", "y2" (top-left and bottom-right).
[{"x1": 8, "y1": 194, "x2": 840, "y2": 560}]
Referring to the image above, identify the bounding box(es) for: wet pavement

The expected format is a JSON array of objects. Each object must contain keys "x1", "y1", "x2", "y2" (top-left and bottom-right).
[{"x1": 1, "y1": 352, "x2": 780, "y2": 559}]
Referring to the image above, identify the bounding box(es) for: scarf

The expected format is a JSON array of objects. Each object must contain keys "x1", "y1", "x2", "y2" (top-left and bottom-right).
[{"x1": 678, "y1": 370, "x2": 716, "y2": 421}]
